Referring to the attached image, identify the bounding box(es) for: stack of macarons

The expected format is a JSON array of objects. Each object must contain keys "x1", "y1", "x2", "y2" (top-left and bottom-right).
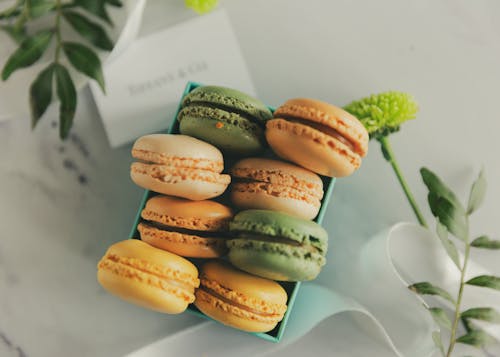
[{"x1": 97, "y1": 85, "x2": 369, "y2": 334}]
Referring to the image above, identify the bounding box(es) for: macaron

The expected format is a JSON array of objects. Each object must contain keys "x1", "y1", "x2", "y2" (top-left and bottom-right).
[
  {"x1": 130, "y1": 134, "x2": 231, "y2": 200},
  {"x1": 227, "y1": 210, "x2": 328, "y2": 281},
  {"x1": 230, "y1": 158, "x2": 324, "y2": 220},
  {"x1": 177, "y1": 86, "x2": 272, "y2": 156},
  {"x1": 266, "y1": 98, "x2": 369, "y2": 177},
  {"x1": 194, "y1": 261, "x2": 288, "y2": 332},
  {"x1": 138, "y1": 195, "x2": 233, "y2": 258},
  {"x1": 97, "y1": 239, "x2": 200, "y2": 314}
]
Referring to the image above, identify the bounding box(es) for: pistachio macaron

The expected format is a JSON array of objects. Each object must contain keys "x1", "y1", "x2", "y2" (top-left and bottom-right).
[
  {"x1": 266, "y1": 98, "x2": 369, "y2": 177},
  {"x1": 227, "y1": 210, "x2": 328, "y2": 281},
  {"x1": 138, "y1": 195, "x2": 233, "y2": 258},
  {"x1": 230, "y1": 158, "x2": 324, "y2": 220},
  {"x1": 97, "y1": 240, "x2": 200, "y2": 314},
  {"x1": 130, "y1": 134, "x2": 231, "y2": 200},
  {"x1": 177, "y1": 86, "x2": 272, "y2": 156},
  {"x1": 194, "y1": 260, "x2": 288, "y2": 332}
]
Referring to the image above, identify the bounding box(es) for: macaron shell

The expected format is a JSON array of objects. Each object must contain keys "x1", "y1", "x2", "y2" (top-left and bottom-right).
[
  {"x1": 227, "y1": 239, "x2": 324, "y2": 281},
  {"x1": 132, "y1": 134, "x2": 224, "y2": 166},
  {"x1": 179, "y1": 109, "x2": 265, "y2": 155},
  {"x1": 194, "y1": 290, "x2": 281, "y2": 332},
  {"x1": 141, "y1": 195, "x2": 233, "y2": 231},
  {"x1": 266, "y1": 118, "x2": 359, "y2": 177},
  {"x1": 231, "y1": 184, "x2": 320, "y2": 220},
  {"x1": 138, "y1": 223, "x2": 227, "y2": 258},
  {"x1": 273, "y1": 98, "x2": 369, "y2": 156},
  {"x1": 97, "y1": 240, "x2": 199, "y2": 314},
  {"x1": 181, "y1": 85, "x2": 272, "y2": 123},
  {"x1": 130, "y1": 163, "x2": 230, "y2": 200}
]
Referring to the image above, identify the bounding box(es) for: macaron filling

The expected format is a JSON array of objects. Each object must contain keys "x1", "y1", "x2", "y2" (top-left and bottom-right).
[{"x1": 140, "y1": 221, "x2": 229, "y2": 239}]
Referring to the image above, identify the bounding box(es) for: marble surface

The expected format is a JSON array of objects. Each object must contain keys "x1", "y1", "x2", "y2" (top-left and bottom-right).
[{"x1": 1, "y1": 0, "x2": 500, "y2": 356}]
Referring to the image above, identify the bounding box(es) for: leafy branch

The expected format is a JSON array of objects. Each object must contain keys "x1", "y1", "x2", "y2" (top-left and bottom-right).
[
  {"x1": 0, "y1": 0, "x2": 121, "y2": 139},
  {"x1": 346, "y1": 92, "x2": 500, "y2": 355}
]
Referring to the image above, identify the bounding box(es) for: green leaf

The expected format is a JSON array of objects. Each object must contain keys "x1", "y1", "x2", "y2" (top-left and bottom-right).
[
  {"x1": 429, "y1": 307, "x2": 452, "y2": 330},
  {"x1": 436, "y1": 221, "x2": 461, "y2": 269},
  {"x1": 62, "y1": 11, "x2": 113, "y2": 50},
  {"x1": 29, "y1": 0, "x2": 55, "y2": 18},
  {"x1": 408, "y1": 282, "x2": 455, "y2": 304},
  {"x1": 471, "y1": 235, "x2": 500, "y2": 249},
  {"x1": 432, "y1": 331, "x2": 445, "y2": 357},
  {"x1": 466, "y1": 275, "x2": 500, "y2": 291},
  {"x1": 456, "y1": 329, "x2": 495, "y2": 347},
  {"x1": 1, "y1": 29, "x2": 53, "y2": 80},
  {"x1": 428, "y1": 192, "x2": 468, "y2": 241},
  {"x1": 420, "y1": 167, "x2": 465, "y2": 214},
  {"x1": 75, "y1": 0, "x2": 112, "y2": 24},
  {"x1": 0, "y1": 25, "x2": 27, "y2": 44},
  {"x1": 62, "y1": 42, "x2": 105, "y2": 92},
  {"x1": 30, "y1": 63, "x2": 54, "y2": 128},
  {"x1": 461, "y1": 307, "x2": 500, "y2": 323},
  {"x1": 54, "y1": 64, "x2": 76, "y2": 139},
  {"x1": 467, "y1": 168, "x2": 487, "y2": 214}
]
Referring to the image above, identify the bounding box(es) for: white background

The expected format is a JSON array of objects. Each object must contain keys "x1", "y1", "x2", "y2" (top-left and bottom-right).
[{"x1": 1, "y1": 0, "x2": 499, "y2": 356}]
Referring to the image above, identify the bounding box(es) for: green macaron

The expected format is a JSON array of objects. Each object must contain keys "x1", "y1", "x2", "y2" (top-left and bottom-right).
[
  {"x1": 227, "y1": 209, "x2": 328, "y2": 281},
  {"x1": 177, "y1": 86, "x2": 272, "y2": 156}
]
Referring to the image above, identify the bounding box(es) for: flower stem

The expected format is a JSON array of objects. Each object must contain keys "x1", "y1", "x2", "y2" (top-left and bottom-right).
[
  {"x1": 378, "y1": 136, "x2": 428, "y2": 228},
  {"x1": 446, "y1": 218, "x2": 470, "y2": 357}
]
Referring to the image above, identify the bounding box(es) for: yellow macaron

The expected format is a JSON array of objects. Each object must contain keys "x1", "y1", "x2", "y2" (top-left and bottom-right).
[
  {"x1": 97, "y1": 240, "x2": 199, "y2": 314},
  {"x1": 194, "y1": 261, "x2": 288, "y2": 332}
]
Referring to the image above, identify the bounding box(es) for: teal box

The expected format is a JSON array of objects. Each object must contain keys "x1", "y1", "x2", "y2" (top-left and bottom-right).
[{"x1": 129, "y1": 81, "x2": 335, "y2": 342}]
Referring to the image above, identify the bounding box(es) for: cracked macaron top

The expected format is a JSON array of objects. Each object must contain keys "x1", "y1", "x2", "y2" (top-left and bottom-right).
[
  {"x1": 230, "y1": 158, "x2": 324, "y2": 219},
  {"x1": 177, "y1": 86, "x2": 272, "y2": 156}
]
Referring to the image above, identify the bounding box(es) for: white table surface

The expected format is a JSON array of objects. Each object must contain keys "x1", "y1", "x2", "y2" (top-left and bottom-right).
[{"x1": 1, "y1": 0, "x2": 499, "y2": 356}]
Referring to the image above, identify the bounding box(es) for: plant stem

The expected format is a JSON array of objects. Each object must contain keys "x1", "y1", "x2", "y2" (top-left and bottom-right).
[
  {"x1": 378, "y1": 136, "x2": 428, "y2": 228},
  {"x1": 54, "y1": 0, "x2": 62, "y2": 62},
  {"x1": 446, "y1": 218, "x2": 470, "y2": 357}
]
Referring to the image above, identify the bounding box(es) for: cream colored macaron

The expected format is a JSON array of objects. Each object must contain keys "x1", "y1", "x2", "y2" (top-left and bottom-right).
[{"x1": 130, "y1": 134, "x2": 231, "y2": 200}]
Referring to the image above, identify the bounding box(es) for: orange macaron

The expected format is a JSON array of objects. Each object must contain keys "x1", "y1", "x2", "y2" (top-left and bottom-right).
[
  {"x1": 266, "y1": 98, "x2": 369, "y2": 177},
  {"x1": 97, "y1": 240, "x2": 200, "y2": 314},
  {"x1": 230, "y1": 158, "x2": 324, "y2": 220},
  {"x1": 138, "y1": 195, "x2": 233, "y2": 258},
  {"x1": 194, "y1": 261, "x2": 288, "y2": 333},
  {"x1": 130, "y1": 134, "x2": 231, "y2": 200}
]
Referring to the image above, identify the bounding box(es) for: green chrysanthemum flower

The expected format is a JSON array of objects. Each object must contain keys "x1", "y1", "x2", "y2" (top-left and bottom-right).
[
  {"x1": 344, "y1": 91, "x2": 418, "y2": 140},
  {"x1": 185, "y1": 0, "x2": 218, "y2": 14}
]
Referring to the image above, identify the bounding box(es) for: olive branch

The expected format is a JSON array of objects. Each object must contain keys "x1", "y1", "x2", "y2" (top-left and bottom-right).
[{"x1": 345, "y1": 93, "x2": 500, "y2": 356}]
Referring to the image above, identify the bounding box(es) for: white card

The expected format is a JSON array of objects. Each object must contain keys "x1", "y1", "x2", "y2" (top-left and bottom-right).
[{"x1": 90, "y1": 9, "x2": 255, "y2": 148}]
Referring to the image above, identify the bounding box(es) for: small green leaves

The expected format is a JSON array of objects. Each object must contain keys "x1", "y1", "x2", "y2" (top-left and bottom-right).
[
  {"x1": 432, "y1": 331, "x2": 445, "y2": 357},
  {"x1": 344, "y1": 91, "x2": 418, "y2": 140},
  {"x1": 436, "y1": 221, "x2": 461, "y2": 269},
  {"x1": 471, "y1": 235, "x2": 500, "y2": 249},
  {"x1": 30, "y1": 0, "x2": 55, "y2": 18},
  {"x1": 30, "y1": 64, "x2": 55, "y2": 128},
  {"x1": 421, "y1": 168, "x2": 468, "y2": 241},
  {"x1": 456, "y1": 329, "x2": 495, "y2": 347},
  {"x1": 185, "y1": 0, "x2": 219, "y2": 14},
  {"x1": 54, "y1": 64, "x2": 77, "y2": 139},
  {"x1": 63, "y1": 11, "x2": 113, "y2": 50},
  {"x1": 466, "y1": 275, "x2": 500, "y2": 291},
  {"x1": 2, "y1": 29, "x2": 53, "y2": 80},
  {"x1": 461, "y1": 307, "x2": 500, "y2": 323},
  {"x1": 467, "y1": 168, "x2": 487, "y2": 214},
  {"x1": 408, "y1": 282, "x2": 455, "y2": 304},
  {"x1": 429, "y1": 307, "x2": 452, "y2": 330},
  {"x1": 62, "y1": 42, "x2": 105, "y2": 92},
  {"x1": 75, "y1": 0, "x2": 112, "y2": 24}
]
